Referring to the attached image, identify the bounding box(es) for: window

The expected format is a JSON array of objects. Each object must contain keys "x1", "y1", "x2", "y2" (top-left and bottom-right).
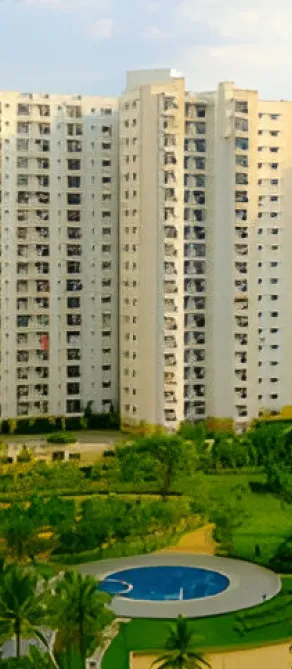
[
  {"x1": 270, "y1": 163, "x2": 279, "y2": 169},
  {"x1": 270, "y1": 147, "x2": 279, "y2": 153},
  {"x1": 68, "y1": 176, "x2": 81, "y2": 188},
  {"x1": 67, "y1": 193, "x2": 81, "y2": 205},
  {"x1": 270, "y1": 114, "x2": 280, "y2": 120},
  {"x1": 68, "y1": 159, "x2": 81, "y2": 170},
  {"x1": 235, "y1": 101, "x2": 248, "y2": 114}
]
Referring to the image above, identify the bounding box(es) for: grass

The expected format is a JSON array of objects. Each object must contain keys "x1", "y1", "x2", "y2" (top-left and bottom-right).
[
  {"x1": 203, "y1": 473, "x2": 292, "y2": 563},
  {"x1": 102, "y1": 577, "x2": 292, "y2": 669}
]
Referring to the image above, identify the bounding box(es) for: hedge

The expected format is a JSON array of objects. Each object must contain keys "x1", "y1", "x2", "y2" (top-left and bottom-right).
[{"x1": 0, "y1": 412, "x2": 120, "y2": 435}]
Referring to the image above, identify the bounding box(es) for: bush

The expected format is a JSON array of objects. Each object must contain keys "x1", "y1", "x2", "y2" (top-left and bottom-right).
[
  {"x1": 47, "y1": 432, "x2": 77, "y2": 445},
  {"x1": 17, "y1": 445, "x2": 32, "y2": 463}
]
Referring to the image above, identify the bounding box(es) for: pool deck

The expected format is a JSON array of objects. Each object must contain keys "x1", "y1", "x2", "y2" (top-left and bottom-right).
[{"x1": 78, "y1": 553, "x2": 280, "y2": 619}]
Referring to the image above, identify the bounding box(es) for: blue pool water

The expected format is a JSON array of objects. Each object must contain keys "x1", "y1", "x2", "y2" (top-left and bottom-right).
[{"x1": 99, "y1": 565, "x2": 230, "y2": 601}]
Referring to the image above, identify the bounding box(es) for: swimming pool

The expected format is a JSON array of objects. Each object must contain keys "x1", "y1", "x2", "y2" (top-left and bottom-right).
[{"x1": 99, "y1": 565, "x2": 230, "y2": 601}]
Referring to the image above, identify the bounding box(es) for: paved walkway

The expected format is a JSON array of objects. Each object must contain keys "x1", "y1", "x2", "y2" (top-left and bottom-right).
[
  {"x1": 158, "y1": 524, "x2": 216, "y2": 555},
  {"x1": 78, "y1": 553, "x2": 280, "y2": 619},
  {"x1": 131, "y1": 643, "x2": 292, "y2": 669}
]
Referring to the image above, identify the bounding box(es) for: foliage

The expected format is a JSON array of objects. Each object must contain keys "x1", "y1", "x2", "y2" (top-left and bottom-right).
[
  {"x1": 0, "y1": 412, "x2": 119, "y2": 436},
  {"x1": 47, "y1": 433, "x2": 77, "y2": 445},
  {"x1": 48, "y1": 571, "x2": 113, "y2": 662},
  {"x1": 116, "y1": 434, "x2": 198, "y2": 499},
  {"x1": 0, "y1": 564, "x2": 47, "y2": 658},
  {"x1": 17, "y1": 446, "x2": 32, "y2": 464},
  {"x1": 151, "y1": 615, "x2": 210, "y2": 669}
]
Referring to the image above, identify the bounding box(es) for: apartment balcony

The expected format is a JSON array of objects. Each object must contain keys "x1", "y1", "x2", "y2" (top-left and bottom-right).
[
  {"x1": 235, "y1": 209, "x2": 247, "y2": 222},
  {"x1": 184, "y1": 208, "x2": 205, "y2": 224},
  {"x1": 185, "y1": 260, "x2": 205, "y2": 276},
  {"x1": 164, "y1": 392, "x2": 177, "y2": 405},
  {"x1": 164, "y1": 335, "x2": 177, "y2": 349},
  {"x1": 235, "y1": 388, "x2": 247, "y2": 401},
  {"x1": 185, "y1": 243, "x2": 205, "y2": 258},
  {"x1": 235, "y1": 191, "x2": 248, "y2": 204},
  {"x1": 234, "y1": 333, "x2": 248, "y2": 347},
  {"x1": 164, "y1": 410, "x2": 177, "y2": 423},
  {"x1": 235, "y1": 370, "x2": 247, "y2": 383},
  {"x1": 235, "y1": 352, "x2": 247, "y2": 366},
  {"x1": 184, "y1": 384, "x2": 205, "y2": 400},
  {"x1": 164, "y1": 150, "x2": 178, "y2": 166},
  {"x1": 164, "y1": 299, "x2": 178, "y2": 313},
  {"x1": 185, "y1": 121, "x2": 206, "y2": 137},
  {"x1": 234, "y1": 279, "x2": 247, "y2": 295},
  {"x1": 184, "y1": 226, "x2": 205, "y2": 241},
  {"x1": 164, "y1": 261, "x2": 177, "y2": 276},
  {"x1": 184, "y1": 403, "x2": 205, "y2": 419},
  {"x1": 235, "y1": 262, "x2": 247, "y2": 276},
  {"x1": 165, "y1": 354, "x2": 177, "y2": 368},
  {"x1": 184, "y1": 296, "x2": 205, "y2": 311},
  {"x1": 234, "y1": 297, "x2": 248, "y2": 312},
  {"x1": 185, "y1": 314, "x2": 205, "y2": 329},
  {"x1": 164, "y1": 317, "x2": 177, "y2": 332},
  {"x1": 235, "y1": 244, "x2": 248, "y2": 257},
  {"x1": 164, "y1": 371, "x2": 176, "y2": 385},
  {"x1": 184, "y1": 174, "x2": 205, "y2": 189},
  {"x1": 184, "y1": 278, "x2": 205, "y2": 294},
  {"x1": 185, "y1": 367, "x2": 205, "y2": 381},
  {"x1": 164, "y1": 243, "x2": 178, "y2": 257},
  {"x1": 164, "y1": 226, "x2": 177, "y2": 240},
  {"x1": 235, "y1": 226, "x2": 248, "y2": 240},
  {"x1": 184, "y1": 191, "x2": 205, "y2": 206},
  {"x1": 184, "y1": 332, "x2": 205, "y2": 346},
  {"x1": 235, "y1": 315, "x2": 248, "y2": 328},
  {"x1": 185, "y1": 349, "x2": 205, "y2": 365},
  {"x1": 164, "y1": 281, "x2": 178, "y2": 294},
  {"x1": 184, "y1": 156, "x2": 206, "y2": 172}
]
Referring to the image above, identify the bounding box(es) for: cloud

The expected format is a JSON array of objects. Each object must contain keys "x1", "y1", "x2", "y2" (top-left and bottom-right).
[
  {"x1": 144, "y1": 24, "x2": 171, "y2": 40},
  {"x1": 173, "y1": 0, "x2": 292, "y2": 97},
  {"x1": 175, "y1": 0, "x2": 292, "y2": 42},
  {"x1": 91, "y1": 17, "x2": 113, "y2": 38}
]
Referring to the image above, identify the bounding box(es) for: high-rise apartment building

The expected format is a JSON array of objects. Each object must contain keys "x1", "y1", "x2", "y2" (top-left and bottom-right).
[
  {"x1": 0, "y1": 92, "x2": 119, "y2": 418},
  {"x1": 119, "y1": 69, "x2": 292, "y2": 431},
  {"x1": 1, "y1": 71, "x2": 292, "y2": 429}
]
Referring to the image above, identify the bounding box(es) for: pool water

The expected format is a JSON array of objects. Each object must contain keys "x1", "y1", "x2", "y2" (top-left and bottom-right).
[{"x1": 99, "y1": 565, "x2": 230, "y2": 601}]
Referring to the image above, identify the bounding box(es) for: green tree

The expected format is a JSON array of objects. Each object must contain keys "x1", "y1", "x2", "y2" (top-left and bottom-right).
[
  {"x1": 117, "y1": 434, "x2": 198, "y2": 499},
  {"x1": 48, "y1": 571, "x2": 113, "y2": 666},
  {"x1": 0, "y1": 564, "x2": 47, "y2": 658},
  {"x1": 0, "y1": 506, "x2": 40, "y2": 563},
  {"x1": 152, "y1": 615, "x2": 210, "y2": 669}
]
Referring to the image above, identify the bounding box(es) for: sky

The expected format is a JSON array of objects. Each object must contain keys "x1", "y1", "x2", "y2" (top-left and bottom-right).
[{"x1": 0, "y1": 0, "x2": 292, "y2": 99}]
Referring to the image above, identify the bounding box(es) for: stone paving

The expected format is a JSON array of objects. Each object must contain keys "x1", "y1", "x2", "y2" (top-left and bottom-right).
[{"x1": 78, "y1": 552, "x2": 281, "y2": 619}]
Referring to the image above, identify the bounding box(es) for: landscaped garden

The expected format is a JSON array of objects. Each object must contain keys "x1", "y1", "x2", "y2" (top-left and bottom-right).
[{"x1": 0, "y1": 417, "x2": 292, "y2": 667}]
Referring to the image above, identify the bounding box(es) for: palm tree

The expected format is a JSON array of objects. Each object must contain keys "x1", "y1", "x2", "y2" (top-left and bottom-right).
[
  {"x1": 0, "y1": 564, "x2": 47, "y2": 658},
  {"x1": 152, "y1": 615, "x2": 211, "y2": 669},
  {"x1": 48, "y1": 571, "x2": 113, "y2": 667}
]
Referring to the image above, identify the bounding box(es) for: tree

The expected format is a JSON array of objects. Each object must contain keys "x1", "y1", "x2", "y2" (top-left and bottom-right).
[
  {"x1": 151, "y1": 615, "x2": 210, "y2": 669},
  {"x1": 0, "y1": 507, "x2": 40, "y2": 563},
  {"x1": 48, "y1": 571, "x2": 113, "y2": 666},
  {"x1": 0, "y1": 564, "x2": 47, "y2": 658},
  {"x1": 117, "y1": 434, "x2": 198, "y2": 499}
]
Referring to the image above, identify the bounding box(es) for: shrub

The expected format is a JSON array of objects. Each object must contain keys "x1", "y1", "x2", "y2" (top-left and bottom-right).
[
  {"x1": 17, "y1": 445, "x2": 32, "y2": 463},
  {"x1": 47, "y1": 432, "x2": 77, "y2": 445}
]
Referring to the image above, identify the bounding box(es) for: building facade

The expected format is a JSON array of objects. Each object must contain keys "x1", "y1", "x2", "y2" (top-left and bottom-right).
[
  {"x1": 1, "y1": 72, "x2": 292, "y2": 428},
  {"x1": 119, "y1": 70, "x2": 292, "y2": 431},
  {"x1": 0, "y1": 92, "x2": 119, "y2": 418}
]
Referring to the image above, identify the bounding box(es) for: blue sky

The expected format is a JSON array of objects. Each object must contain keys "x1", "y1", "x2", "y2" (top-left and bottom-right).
[{"x1": 0, "y1": 0, "x2": 291, "y2": 98}]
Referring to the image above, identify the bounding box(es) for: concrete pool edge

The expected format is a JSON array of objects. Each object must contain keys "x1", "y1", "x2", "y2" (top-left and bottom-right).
[{"x1": 78, "y1": 553, "x2": 281, "y2": 620}]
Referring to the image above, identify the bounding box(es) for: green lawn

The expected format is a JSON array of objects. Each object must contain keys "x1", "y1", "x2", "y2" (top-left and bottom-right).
[
  {"x1": 102, "y1": 577, "x2": 292, "y2": 669},
  {"x1": 233, "y1": 493, "x2": 292, "y2": 562},
  {"x1": 203, "y1": 473, "x2": 292, "y2": 563}
]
